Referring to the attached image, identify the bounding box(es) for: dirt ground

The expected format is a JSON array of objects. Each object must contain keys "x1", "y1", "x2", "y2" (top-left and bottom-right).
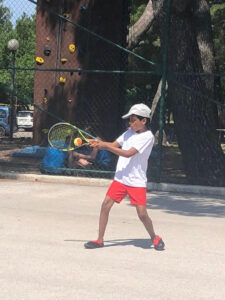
[{"x1": 0, "y1": 137, "x2": 42, "y2": 174}]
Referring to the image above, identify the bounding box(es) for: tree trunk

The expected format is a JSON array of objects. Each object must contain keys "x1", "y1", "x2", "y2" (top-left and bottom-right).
[
  {"x1": 75, "y1": 0, "x2": 129, "y2": 140},
  {"x1": 152, "y1": 0, "x2": 225, "y2": 186}
]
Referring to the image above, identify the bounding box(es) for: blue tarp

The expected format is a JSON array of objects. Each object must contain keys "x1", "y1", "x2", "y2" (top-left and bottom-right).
[
  {"x1": 12, "y1": 146, "x2": 47, "y2": 158},
  {"x1": 41, "y1": 146, "x2": 68, "y2": 174}
]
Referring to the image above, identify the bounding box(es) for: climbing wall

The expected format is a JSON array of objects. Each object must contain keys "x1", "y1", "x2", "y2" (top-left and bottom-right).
[{"x1": 33, "y1": 0, "x2": 129, "y2": 144}]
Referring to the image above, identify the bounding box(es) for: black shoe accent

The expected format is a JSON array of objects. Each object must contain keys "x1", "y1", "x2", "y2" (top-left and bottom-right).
[
  {"x1": 84, "y1": 241, "x2": 104, "y2": 249},
  {"x1": 154, "y1": 239, "x2": 165, "y2": 251}
]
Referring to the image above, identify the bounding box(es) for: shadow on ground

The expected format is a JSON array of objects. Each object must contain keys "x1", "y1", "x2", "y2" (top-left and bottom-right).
[
  {"x1": 65, "y1": 239, "x2": 154, "y2": 249},
  {"x1": 147, "y1": 192, "x2": 225, "y2": 218}
]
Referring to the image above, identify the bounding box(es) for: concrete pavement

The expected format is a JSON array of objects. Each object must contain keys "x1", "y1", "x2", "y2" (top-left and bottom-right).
[
  {"x1": 0, "y1": 171, "x2": 225, "y2": 196},
  {"x1": 0, "y1": 179, "x2": 225, "y2": 299}
]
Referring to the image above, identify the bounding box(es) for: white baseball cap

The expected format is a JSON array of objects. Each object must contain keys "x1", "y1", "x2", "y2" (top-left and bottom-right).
[{"x1": 122, "y1": 103, "x2": 151, "y2": 119}]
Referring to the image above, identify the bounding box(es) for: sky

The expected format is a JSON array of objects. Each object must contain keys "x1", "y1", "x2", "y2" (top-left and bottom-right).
[{"x1": 3, "y1": 0, "x2": 36, "y2": 25}]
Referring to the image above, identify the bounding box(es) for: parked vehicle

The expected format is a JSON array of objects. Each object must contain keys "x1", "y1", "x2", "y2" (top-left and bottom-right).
[
  {"x1": 16, "y1": 110, "x2": 33, "y2": 130},
  {"x1": 0, "y1": 106, "x2": 17, "y2": 137}
]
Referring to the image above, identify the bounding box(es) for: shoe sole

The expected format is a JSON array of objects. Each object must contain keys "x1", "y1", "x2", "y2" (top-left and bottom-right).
[
  {"x1": 154, "y1": 241, "x2": 165, "y2": 251},
  {"x1": 84, "y1": 242, "x2": 104, "y2": 249}
]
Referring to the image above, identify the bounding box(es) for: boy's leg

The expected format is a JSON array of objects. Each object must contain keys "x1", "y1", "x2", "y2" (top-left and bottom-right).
[
  {"x1": 136, "y1": 205, "x2": 165, "y2": 250},
  {"x1": 84, "y1": 196, "x2": 114, "y2": 248},
  {"x1": 97, "y1": 195, "x2": 115, "y2": 242},
  {"x1": 85, "y1": 181, "x2": 126, "y2": 249},
  {"x1": 136, "y1": 205, "x2": 156, "y2": 240}
]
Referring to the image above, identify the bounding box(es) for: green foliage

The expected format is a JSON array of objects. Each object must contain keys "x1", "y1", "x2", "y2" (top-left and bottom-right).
[
  {"x1": 0, "y1": 0, "x2": 12, "y2": 27},
  {"x1": 0, "y1": 1, "x2": 13, "y2": 102},
  {"x1": 14, "y1": 14, "x2": 36, "y2": 103},
  {"x1": 0, "y1": 3, "x2": 36, "y2": 106},
  {"x1": 129, "y1": 0, "x2": 148, "y2": 25}
]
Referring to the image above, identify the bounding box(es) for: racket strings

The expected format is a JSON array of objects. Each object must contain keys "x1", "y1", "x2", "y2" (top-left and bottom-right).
[{"x1": 49, "y1": 124, "x2": 79, "y2": 150}]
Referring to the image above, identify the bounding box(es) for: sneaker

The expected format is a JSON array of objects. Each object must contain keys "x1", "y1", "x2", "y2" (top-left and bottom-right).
[
  {"x1": 152, "y1": 235, "x2": 165, "y2": 251},
  {"x1": 84, "y1": 240, "x2": 104, "y2": 249}
]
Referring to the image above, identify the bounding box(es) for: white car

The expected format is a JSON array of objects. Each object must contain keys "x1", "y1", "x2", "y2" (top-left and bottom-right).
[{"x1": 16, "y1": 111, "x2": 33, "y2": 130}]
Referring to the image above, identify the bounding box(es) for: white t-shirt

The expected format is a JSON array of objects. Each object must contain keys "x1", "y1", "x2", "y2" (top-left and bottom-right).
[{"x1": 114, "y1": 128, "x2": 154, "y2": 187}]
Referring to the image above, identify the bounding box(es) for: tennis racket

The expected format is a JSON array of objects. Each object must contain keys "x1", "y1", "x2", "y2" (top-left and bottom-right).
[{"x1": 48, "y1": 122, "x2": 95, "y2": 151}]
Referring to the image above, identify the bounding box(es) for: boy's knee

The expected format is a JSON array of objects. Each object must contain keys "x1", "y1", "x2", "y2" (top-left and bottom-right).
[
  {"x1": 102, "y1": 196, "x2": 114, "y2": 210},
  {"x1": 136, "y1": 207, "x2": 149, "y2": 222},
  {"x1": 138, "y1": 212, "x2": 148, "y2": 222}
]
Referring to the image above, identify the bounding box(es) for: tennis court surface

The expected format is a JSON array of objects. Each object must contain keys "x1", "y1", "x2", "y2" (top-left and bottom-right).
[{"x1": 0, "y1": 180, "x2": 225, "y2": 299}]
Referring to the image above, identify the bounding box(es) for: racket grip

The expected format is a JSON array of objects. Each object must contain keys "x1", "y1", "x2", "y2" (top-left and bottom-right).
[{"x1": 88, "y1": 139, "x2": 99, "y2": 147}]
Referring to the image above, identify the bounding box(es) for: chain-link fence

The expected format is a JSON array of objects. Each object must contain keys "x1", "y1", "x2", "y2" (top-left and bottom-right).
[{"x1": 0, "y1": 0, "x2": 224, "y2": 186}]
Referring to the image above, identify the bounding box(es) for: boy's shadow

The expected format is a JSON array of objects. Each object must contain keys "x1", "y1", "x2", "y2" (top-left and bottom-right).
[
  {"x1": 104, "y1": 239, "x2": 153, "y2": 249},
  {"x1": 65, "y1": 238, "x2": 153, "y2": 249}
]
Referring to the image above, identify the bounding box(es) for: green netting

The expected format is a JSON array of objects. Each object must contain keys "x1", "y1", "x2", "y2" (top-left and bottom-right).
[{"x1": 0, "y1": 0, "x2": 224, "y2": 186}]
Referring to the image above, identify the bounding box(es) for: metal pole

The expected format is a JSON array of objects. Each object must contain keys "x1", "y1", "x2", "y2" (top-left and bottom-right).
[
  {"x1": 9, "y1": 50, "x2": 16, "y2": 140},
  {"x1": 156, "y1": 0, "x2": 172, "y2": 182}
]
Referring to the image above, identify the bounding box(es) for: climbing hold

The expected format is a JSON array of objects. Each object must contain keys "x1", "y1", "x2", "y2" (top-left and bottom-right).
[
  {"x1": 42, "y1": 128, "x2": 49, "y2": 134},
  {"x1": 61, "y1": 58, "x2": 68, "y2": 63},
  {"x1": 44, "y1": 45, "x2": 51, "y2": 56},
  {"x1": 69, "y1": 44, "x2": 76, "y2": 53},
  {"x1": 59, "y1": 76, "x2": 66, "y2": 83},
  {"x1": 43, "y1": 97, "x2": 48, "y2": 104},
  {"x1": 63, "y1": 13, "x2": 71, "y2": 19},
  {"x1": 36, "y1": 57, "x2": 44, "y2": 65}
]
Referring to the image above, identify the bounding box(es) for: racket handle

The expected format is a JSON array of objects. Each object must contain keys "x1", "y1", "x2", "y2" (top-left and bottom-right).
[{"x1": 88, "y1": 139, "x2": 99, "y2": 147}]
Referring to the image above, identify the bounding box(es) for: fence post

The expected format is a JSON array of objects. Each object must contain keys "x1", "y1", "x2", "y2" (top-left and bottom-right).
[
  {"x1": 9, "y1": 51, "x2": 16, "y2": 140},
  {"x1": 156, "y1": 0, "x2": 172, "y2": 182},
  {"x1": 8, "y1": 39, "x2": 19, "y2": 140}
]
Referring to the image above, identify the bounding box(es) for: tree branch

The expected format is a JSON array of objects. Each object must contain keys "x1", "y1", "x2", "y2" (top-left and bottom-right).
[
  {"x1": 150, "y1": 79, "x2": 168, "y2": 122},
  {"x1": 127, "y1": 1, "x2": 154, "y2": 50}
]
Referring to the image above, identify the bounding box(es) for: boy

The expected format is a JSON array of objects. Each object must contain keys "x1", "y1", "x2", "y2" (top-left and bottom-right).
[{"x1": 84, "y1": 103, "x2": 165, "y2": 250}]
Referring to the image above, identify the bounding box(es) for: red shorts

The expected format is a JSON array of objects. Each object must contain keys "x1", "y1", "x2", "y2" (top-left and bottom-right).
[{"x1": 106, "y1": 180, "x2": 146, "y2": 206}]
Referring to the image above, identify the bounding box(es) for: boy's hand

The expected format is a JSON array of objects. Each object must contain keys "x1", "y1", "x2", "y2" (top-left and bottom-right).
[
  {"x1": 95, "y1": 140, "x2": 106, "y2": 150},
  {"x1": 89, "y1": 139, "x2": 107, "y2": 150},
  {"x1": 88, "y1": 139, "x2": 100, "y2": 147}
]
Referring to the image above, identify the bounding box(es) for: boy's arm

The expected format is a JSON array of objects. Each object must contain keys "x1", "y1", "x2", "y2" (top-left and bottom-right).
[{"x1": 95, "y1": 140, "x2": 138, "y2": 158}]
